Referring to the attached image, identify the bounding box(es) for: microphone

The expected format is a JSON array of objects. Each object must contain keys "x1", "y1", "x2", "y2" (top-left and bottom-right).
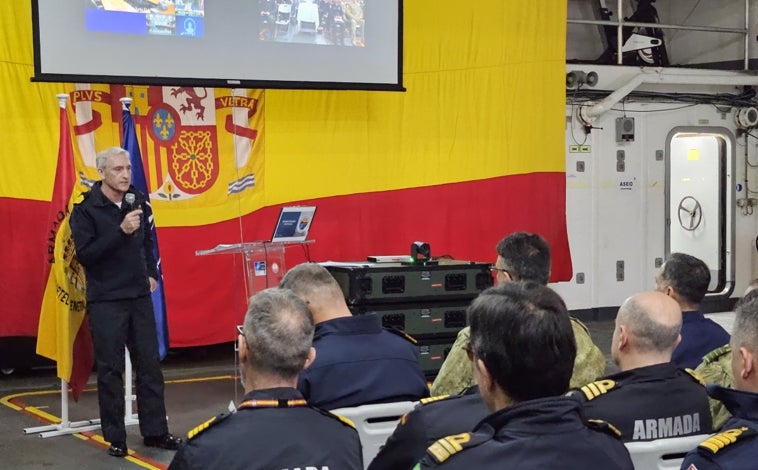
[{"x1": 124, "y1": 193, "x2": 136, "y2": 212}]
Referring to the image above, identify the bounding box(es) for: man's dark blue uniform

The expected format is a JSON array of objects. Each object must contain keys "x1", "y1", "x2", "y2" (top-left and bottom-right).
[
  {"x1": 413, "y1": 396, "x2": 633, "y2": 469},
  {"x1": 572, "y1": 362, "x2": 713, "y2": 441},
  {"x1": 368, "y1": 387, "x2": 489, "y2": 470},
  {"x1": 680, "y1": 384, "x2": 758, "y2": 470},
  {"x1": 168, "y1": 387, "x2": 362, "y2": 470},
  {"x1": 673, "y1": 311, "x2": 730, "y2": 369},
  {"x1": 70, "y1": 181, "x2": 170, "y2": 448},
  {"x1": 298, "y1": 313, "x2": 429, "y2": 409}
]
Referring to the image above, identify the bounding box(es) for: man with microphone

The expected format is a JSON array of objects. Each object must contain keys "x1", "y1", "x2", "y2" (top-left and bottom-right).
[{"x1": 70, "y1": 146, "x2": 181, "y2": 458}]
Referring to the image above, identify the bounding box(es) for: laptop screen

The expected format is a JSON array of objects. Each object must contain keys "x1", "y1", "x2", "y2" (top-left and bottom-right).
[{"x1": 271, "y1": 206, "x2": 317, "y2": 242}]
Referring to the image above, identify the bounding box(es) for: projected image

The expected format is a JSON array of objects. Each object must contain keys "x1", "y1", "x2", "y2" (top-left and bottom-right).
[
  {"x1": 258, "y1": 0, "x2": 365, "y2": 47},
  {"x1": 86, "y1": 0, "x2": 205, "y2": 37}
]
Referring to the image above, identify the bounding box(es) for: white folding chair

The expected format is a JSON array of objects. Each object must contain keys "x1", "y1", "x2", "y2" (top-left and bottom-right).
[
  {"x1": 331, "y1": 401, "x2": 417, "y2": 469},
  {"x1": 625, "y1": 434, "x2": 712, "y2": 470}
]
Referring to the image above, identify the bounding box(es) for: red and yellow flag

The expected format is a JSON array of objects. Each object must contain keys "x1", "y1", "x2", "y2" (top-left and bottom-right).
[{"x1": 36, "y1": 95, "x2": 93, "y2": 401}]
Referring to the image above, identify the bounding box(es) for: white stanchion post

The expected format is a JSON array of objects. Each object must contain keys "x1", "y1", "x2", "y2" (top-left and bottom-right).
[
  {"x1": 124, "y1": 347, "x2": 139, "y2": 425},
  {"x1": 23, "y1": 379, "x2": 102, "y2": 438},
  {"x1": 23, "y1": 351, "x2": 140, "y2": 437}
]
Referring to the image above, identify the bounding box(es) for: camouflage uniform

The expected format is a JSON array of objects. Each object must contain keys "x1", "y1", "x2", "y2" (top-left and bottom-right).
[
  {"x1": 694, "y1": 344, "x2": 733, "y2": 429},
  {"x1": 430, "y1": 318, "x2": 606, "y2": 396}
]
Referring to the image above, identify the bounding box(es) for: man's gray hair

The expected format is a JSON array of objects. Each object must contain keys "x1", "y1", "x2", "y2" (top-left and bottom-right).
[
  {"x1": 279, "y1": 262, "x2": 342, "y2": 299},
  {"x1": 622, "y1": 297, "x2": 681, "y2": 353},
  {"x1": 243, "y1": 288, "x2": 314, "y2": 379},
  {"x1": 96, "y1": 146, "x2": 129, "y2": 170},
  {"x1": 733, "y1": 290, "x2": 758, "y2": 351}
]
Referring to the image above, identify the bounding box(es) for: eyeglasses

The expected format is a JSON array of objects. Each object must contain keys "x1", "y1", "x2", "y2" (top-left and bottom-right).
[
  {"x1": 489, "y1": 265, "x2": 509, "y2": 275},
  {"x1": 463, "y1": 342, "x2": 475, "y2": 361},
  {"x1": 237, "y1": 325, "x2": 245, "y2": 336}
]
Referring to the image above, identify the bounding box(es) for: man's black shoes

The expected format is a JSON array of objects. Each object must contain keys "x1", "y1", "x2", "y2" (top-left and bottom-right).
[
  {"x1": 108, "y1": 433, "x2": 181, "y2": 457},
  {"x1": 108, "y1": 442, "x2": 128, "y2": 458},
  {"x1": 143, "y1": 433, "x2": 183, "y2": 450}
]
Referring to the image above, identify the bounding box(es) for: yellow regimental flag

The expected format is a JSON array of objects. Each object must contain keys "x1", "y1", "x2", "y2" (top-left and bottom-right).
[{"x1": 36, "y1": 97, "x2": 93, "y2": 401}]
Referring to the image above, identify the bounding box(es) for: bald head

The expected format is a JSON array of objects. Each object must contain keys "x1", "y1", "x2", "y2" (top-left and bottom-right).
[{"x1": 612, "y1": 291, "x2": 682, "y2": 369}]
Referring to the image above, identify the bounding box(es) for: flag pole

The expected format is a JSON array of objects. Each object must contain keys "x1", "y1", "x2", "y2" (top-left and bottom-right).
[
  {"x1": 24, "y1": 94, "x2": 103, "y2": 438},
  {"x1": 120, "y1": 97, "x2": 141, "y2": 426}
]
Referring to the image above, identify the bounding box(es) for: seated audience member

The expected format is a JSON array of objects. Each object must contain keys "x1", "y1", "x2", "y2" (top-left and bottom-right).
[
  {"x1": 656, "y1": 252, "x2": 730, "y2": 369},
  {"x1": 695, "y1": 344, "x2": 732, "y2": 429},
  {"x1": 368, "y1": 385, "x2": 488, "y2": 470},
  {"x1": 573, "y1": 291, "x2": 713, "y2": 441},
  {"x1": 280, "y1": 263, "x2": 429, "y2": 409},
  {"x1": 694, "y1": 280, "x2": 757, "y2": 430},
  {"x1": 681, "y1": 289, "x2": 758, "y2": 469},
  {"x1": 168, "y1": 288, "x2": 362, "y2": 470},
  {"x1": 414, "y1": 282, "x2": 633, "y2": 469},
  {"x1": 431, "y1": 232, "x2": 605, "y2": 396},
  {"x1": 371, "y1": 267, "x2": 608, "y2": 470}
]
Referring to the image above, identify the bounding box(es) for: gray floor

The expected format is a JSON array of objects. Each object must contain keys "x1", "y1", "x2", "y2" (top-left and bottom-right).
[
  {"x1": 0, "y1": 344, "x2": 242, "y2": 470},
  {"x1": 0, "y1": 313, "x2": 733, "y2": 469}
]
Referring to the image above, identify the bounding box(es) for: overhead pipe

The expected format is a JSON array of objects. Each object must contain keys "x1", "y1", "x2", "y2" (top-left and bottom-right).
[{"x1": 578, "y1": 68, "x2": 758, "y2": 126}]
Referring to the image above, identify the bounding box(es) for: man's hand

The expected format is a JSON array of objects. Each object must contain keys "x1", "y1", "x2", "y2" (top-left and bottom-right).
[
  {"x1": 149, "y1": 277, "x2": 158, "y2": 292},
  {"x1": 121, "y1": 209, "x2": 143, "y2": 235}
]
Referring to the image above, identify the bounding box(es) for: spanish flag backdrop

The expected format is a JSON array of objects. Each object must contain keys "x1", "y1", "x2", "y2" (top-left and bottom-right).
[{"x1": 1, "y1": 1, "x2": 570, "y2": 349}]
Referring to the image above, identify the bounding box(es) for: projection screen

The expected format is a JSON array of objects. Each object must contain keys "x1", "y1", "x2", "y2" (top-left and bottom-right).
[{"x1": 32, "y1": 0, "x2": 403, "y2": 91}]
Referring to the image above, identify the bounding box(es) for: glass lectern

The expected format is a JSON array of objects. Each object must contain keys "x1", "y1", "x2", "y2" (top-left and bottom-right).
[{"x1": 195, "y1": 241, "x2": 313, "y2": 299}]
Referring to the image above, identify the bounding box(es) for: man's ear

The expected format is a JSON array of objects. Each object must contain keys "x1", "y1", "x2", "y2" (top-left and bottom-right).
[
  {"x1": 475, "y1": 357, "x2": 495, "y2": 392},
  {"x1": 738, "y1": 346, "x2": 755, "y2": 380},
  {"x1": 617, "y1": 325, "x2": 629, "y2": 351},
  {"x1": 303, "y1": 347, "x2": 316, "y2": 370},
  {"x1": 237, "y1": 335, "x2": 248, "y2": 365}
]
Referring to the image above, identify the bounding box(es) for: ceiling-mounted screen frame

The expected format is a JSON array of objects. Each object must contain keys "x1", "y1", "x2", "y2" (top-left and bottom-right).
[{"x1": 31, "y1": 0, "x2": 404, "y2": 92}]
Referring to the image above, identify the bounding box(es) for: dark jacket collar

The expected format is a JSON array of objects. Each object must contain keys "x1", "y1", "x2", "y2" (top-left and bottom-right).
[
  {"x1": 476, "y1": 396, "x2": 585, "y2": 435},
  {"x1": 313, "y1": 313, "x2": 382, "y2": 340},
  {"x1": 707, "y1": 384, "x2": 758, "y2": 421},
  {"x1": 604, "y1": 362, "x2": 679, "y2": 382},
  {"x1": 682, "y1": 310, "x2": 705, "y2": 322},
  {"x1": 84, "y1": 181, "x2": 143, "y2": 207},
  {"x1": 242, "y1": 387, "x2": 304, "y2": 401}
]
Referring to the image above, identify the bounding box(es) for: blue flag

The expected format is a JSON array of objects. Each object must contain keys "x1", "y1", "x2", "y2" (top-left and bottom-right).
[{"x1": 122, "y1": 101, "x2": 169, "y2": 360}]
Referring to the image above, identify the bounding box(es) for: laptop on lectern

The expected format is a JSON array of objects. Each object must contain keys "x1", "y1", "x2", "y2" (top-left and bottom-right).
[{"x1": 270, "y1": 206, "x2": 317, "y2": 243}]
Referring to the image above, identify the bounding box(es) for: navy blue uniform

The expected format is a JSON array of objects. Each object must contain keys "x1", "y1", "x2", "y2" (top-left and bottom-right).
[
  {"x1": 673, "y1": 311, "x2": 731, "y2": 369},
  {"x1": 680, "y1": 385, "x2": 758, "y2": 470},
  {"x1": 572, "y1": 363, "x2": 712, "y2": 442},
  {"x1": 70, "y1": 182, "x2": 168, "y2": 445},
  {"x1": 413, "y1": 396, "x2": 633, "y2": 469},
  {"x1": 168, "y1": 387, "x2": 362, "y2": 470},
  {"x1": 298, "y1": 314, "x2": 429, "y2": 409},
  {"x1": 368, "y1": 387, "x2": 489, "y2": 470}
]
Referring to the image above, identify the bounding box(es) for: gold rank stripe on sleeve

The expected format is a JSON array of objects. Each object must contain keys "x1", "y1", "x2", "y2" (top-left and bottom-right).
[
  {"x1": 698, "y1": 427, "x2": 756, "y2": 454},
  {"x1": 188, "y1": 415, "x2": 221, "y2": 440},
  {"x1": 385, "y1": 327, "x2": 419, "y2": 345},
  {"x1": 580, "y1": 379, "x2": 616, "y2": 400},
  {"x1": 684, "y1": 368, "x2": 707, "y2": 386},
  {"x1": 420, "y1": 395, "x2": 451, "y2": 405},
  {"x1": 426, "y1": 433, "x2": 472, "y2": 464},
  {"x1": 237, "y1": 398, "x2": 308, "y2": 409},
  {"x1": 331, "y1": 413, "x2": 357, "y2": 429},
  {"x1": 587, "y1": 419, "x2": 622, "y2": 437}
]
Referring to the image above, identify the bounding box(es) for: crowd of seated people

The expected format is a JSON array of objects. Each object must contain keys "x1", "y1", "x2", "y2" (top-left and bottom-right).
[{"x1": 166, "y1": 235, "x2": 755, "y2": 469}]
